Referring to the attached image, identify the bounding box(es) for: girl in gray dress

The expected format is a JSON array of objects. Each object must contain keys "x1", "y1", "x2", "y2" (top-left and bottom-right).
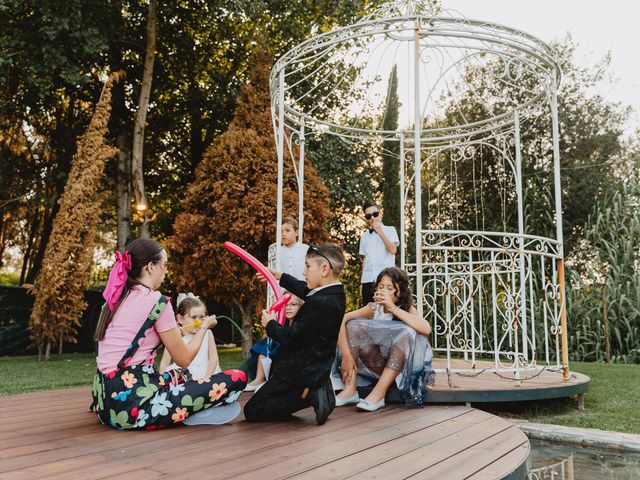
[{"x1": 333, "y1": 267, "x2": 433, "y2": 410}]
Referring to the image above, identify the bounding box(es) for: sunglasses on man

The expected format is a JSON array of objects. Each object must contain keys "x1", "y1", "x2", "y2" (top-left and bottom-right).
[
  {"x1": 365, "y1": 211, "x2": 380, "y2": 220},
  {"x1": 307, "y1": 245, "x2": 334, "y2": 270}
]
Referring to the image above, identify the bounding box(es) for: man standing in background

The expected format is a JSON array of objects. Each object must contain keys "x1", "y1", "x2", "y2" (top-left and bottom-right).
[{"x1": 358, "y1": 201, "x2": 399, "y2": 306}]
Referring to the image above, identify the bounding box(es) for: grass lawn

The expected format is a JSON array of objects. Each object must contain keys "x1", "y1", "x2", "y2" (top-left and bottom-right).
[
  {"x1": 483, "y1": 361, "x2": 640, "y2": 435},
  {"x1": 0, "y1": 348, "x2": 245, "y2": 397}
]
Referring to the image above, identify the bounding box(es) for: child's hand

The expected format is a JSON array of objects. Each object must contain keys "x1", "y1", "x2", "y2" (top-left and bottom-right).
[
  {"x1": 374, "y1": 289, "x2": 395, "y2": 310},
  {"x1": 204, "y1": 315, "x2": 217, "y2": 329},
  {"x1": 261, "y1": 309, "x2": 277, "y2": 327},
  {"x1": 341, "y1": 353, "x2": 357, "y2": 384},
  {"x1": 255, "y1": 267, "x2": 282, "y2": 282},
  {"x1": 371, "y1": 218, "x2": 383, "y2": 234}
]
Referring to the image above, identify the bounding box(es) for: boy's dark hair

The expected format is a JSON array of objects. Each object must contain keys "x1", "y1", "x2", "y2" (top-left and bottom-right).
[
  {"x1": 306, "y1": 242, "x2": 345, "y2": 277},
  {"x1": 362, "y1": 200, "x2": 379, "y2": 212},
  {"x1": 282, "y1": 216, "x2": 298, "y2": 230},
  {"x1": 374, "y1": 267, "x2": 414, "y2": 313}
]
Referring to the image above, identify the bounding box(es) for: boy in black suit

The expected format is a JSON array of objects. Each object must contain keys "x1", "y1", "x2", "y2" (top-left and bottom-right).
[{"x1": 244, "y1": 243, "x2": 346, "y2": 425}]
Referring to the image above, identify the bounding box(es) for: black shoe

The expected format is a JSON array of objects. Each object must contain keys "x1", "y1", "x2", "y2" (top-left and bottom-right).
[
  {"x1": 325, "y1": 380, "x2": 336, "y2": 412},
  {"x1": 309, "y1": 382, "x2": 334, "y2": 425}
]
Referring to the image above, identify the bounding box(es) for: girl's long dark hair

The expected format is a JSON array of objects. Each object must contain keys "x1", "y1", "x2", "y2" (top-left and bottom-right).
[
  {"x1": 94, "y1": 238, "x2": 164, "y2": 341},
  {"x1": 374, "y1": 267, "x2": 414, "y2": 314}
]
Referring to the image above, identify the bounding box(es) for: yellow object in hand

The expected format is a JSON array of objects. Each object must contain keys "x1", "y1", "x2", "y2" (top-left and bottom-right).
[{"x1": 183, "y1": 318, "x2": 204, "y2": 329}]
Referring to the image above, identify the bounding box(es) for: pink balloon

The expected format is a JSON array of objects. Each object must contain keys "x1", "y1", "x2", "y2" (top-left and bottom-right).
[
  {"x1": 269, "y1": 293, "x2": 291, "y2": 316},
  {"x1": 224, "y1": 242, "x2": 289, "y2": 325}
]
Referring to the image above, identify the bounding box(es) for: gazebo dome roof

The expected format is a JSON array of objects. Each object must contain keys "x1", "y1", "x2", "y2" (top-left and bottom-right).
[{"x1": 271, "y1": 0, "x2": 561, "y2": 143}]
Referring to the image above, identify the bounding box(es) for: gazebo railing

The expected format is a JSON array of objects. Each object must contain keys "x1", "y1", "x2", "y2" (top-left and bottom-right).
[{"x1": 406, "y1": 229, "x2": 566, "y2": 379}]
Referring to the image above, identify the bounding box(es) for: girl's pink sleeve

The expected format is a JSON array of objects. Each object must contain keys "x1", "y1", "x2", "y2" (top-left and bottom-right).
[{"x1": 155, "y1": 301, "x2": 177, "y2": 333}]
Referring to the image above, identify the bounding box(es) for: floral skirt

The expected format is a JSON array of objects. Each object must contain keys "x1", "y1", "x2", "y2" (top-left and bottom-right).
[
  {"x1": 331, "y1": 319, "x2": 435, "y2": 407},
  {"x1": 91, "y1": 363, "x2": 247, "y2": 430}
]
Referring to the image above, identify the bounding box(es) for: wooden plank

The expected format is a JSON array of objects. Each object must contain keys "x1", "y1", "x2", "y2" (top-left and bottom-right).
[
  {"x1": 282, "y1": 409, "x2": 493, "y2": 480},
  {"x1": 209, "y1": 407, "x2": 473, "y2": 479},
  {"x1": 346, "y1": 415, "x2": 515, "y2": 479},
  {"x1": 105, "y1": 405, "x2": 419, "y2": 477},
  {"x1": 415, "y1": 427, "x2": 528, "y2": 479},
  {"x1": 44, "y1": 462, "x2": 165, "y2": 480},
  {"x1": 3, "y1": 396, "x2": 369, "y2": 477},
  {"x1": 0, "y1": 422, "x2": 104, "y2": 451},
  {"x1": 466, "y1": 442, "x2": 530, "y2": 480},
  {"x1": 0, "y1": 415, "x2": 244, "y2": 473},
  {"x1": 1, "y1": 454, "x2": 111, "y2": 480}
]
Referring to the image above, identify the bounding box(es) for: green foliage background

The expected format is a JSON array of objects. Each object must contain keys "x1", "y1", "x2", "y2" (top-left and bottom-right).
[{"x1": 0, "y1": 2, "x2": 638, "y2": 362}]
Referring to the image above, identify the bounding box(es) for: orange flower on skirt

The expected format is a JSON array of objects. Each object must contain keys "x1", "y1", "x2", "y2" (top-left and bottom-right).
[
  {"x1": 120, "y1": 371, "x2": 137, "y2": 389},
  {"x1": 171, "y1": 407, "x2": 189, "y2": 423},
  {"x1": 209, "y1": 382, "x2": 228, "y2": 401}
]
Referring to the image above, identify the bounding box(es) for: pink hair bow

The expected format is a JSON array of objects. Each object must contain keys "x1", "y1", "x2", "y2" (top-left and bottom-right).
[{"x1": 103, "y1": 250, "x2": 132, "y2": 311}]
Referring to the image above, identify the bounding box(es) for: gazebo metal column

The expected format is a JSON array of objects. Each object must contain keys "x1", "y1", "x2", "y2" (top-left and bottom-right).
[
  {"x1": 274, "y1": 67, "x2": 285, "y2": 273},
  {"x1": 413, "y1": 18, "x2": 424, "y2": 321},
  {"x1": 550, "y1": 73, "x2": 570, "y2": 380}
]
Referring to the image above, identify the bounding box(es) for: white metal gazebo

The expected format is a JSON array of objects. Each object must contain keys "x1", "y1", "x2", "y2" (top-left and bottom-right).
[{"x1": 270, "y1": 0, "x2": 570, "y2": 381}]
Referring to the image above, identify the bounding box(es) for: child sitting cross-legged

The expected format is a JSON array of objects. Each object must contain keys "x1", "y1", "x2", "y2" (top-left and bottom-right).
[{"x1": 333, "y1": 267, "x2": 434, "y2": 411}]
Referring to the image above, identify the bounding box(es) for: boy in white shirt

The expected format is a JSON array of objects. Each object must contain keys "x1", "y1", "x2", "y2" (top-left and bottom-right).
[
  {"x1": 359, "y1": 201, "x2": 399, "y2": 306},
  {"x1": 277, "y1": 216, "x2": 308, "y2": 280}
]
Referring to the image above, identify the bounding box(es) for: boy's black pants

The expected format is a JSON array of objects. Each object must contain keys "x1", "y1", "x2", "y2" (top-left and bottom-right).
[
  {"x1": 244, "y1": 376, "x2": 312, "y2": 422},
  {"x1": 361, "y1": 282, "x2": 374, "y2": 306}
]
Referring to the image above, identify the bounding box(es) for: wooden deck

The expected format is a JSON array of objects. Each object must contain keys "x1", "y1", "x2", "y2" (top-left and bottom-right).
[
  {"x1": 0, "y1": 387, "x2": 529, "y2": 479},
  {"x1": 418, "y1": 359, "x2": 590, "y2": 404}
]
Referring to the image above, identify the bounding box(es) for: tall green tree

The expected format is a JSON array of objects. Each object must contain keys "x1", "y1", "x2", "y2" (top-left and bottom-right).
[
  {"x1": 427, "y1": 39, "x2": 629, "y2": 253},
  {"x1": 140, "y1": 0, "x2": 374, "y2": 241},
  {"x1": 380, "y1": 64, "x2": 401, "y2": 237},
  {"x1": 0, "y1": 0, "x2": 113, "y2": 281}
]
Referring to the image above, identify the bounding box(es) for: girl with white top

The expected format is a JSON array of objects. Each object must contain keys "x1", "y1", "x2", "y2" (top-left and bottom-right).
[{"x1": 160, "y1": 294, "x2": 221, "y2": 380}]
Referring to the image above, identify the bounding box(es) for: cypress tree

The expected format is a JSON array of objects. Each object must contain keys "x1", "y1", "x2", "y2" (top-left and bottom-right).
[
  {"x1": 29, "y1": 71, "x2": 123, "y2": 360},
  {"x1": 381, "y1": 65, "x2": 401, "y2": 238}
]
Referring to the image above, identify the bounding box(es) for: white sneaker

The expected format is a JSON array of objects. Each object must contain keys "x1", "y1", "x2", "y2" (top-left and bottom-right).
[
  {"x1": 245, "y1": 382, "x2": 265, "y2": 392},
  {"x1": 335, "y1": 393, "x2": 360, "y2": 406},
  {"x1": 183, "y1": 401, "x2": 241, "y2": 425},
  {"x1": 356, "y1": 398, "x2": 385, "y2": 412}
]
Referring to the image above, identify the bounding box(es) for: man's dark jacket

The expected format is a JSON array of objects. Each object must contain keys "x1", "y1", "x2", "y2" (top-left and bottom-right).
[{"x1": 266, "y1": 273, "x2": 346, "y2": 388}]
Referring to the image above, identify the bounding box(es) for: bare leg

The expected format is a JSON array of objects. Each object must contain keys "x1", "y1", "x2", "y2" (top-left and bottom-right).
[
  {"x1": 336, "y1": 361, "x2": 358, "y2": 399},
  {"x1": 337, "y1": 320, "x2": 359, "y2": 399},
  {"x1": 247, "y1": 355, "x2": 266, "y2": 386},
  {"x1": 363, "y1": 367, "x2": 400, "y2": 404}
]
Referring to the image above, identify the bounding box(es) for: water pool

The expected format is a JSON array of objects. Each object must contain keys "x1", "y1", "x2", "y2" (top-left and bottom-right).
[{"x1": 529, "y1": 439, "x2": 640, "y2": 479}]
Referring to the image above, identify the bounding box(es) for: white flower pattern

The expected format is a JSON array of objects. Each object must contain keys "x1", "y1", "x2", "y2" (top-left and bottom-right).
[
  {"x1": 134, "y1": 409, "x2": 149, "y2": 428},
  {"x1": 169, "y1": 383, "x2": 186, "y2": 396},
  {"x1": 150, "y1": 392, "x2": 173, "y2": 417}
]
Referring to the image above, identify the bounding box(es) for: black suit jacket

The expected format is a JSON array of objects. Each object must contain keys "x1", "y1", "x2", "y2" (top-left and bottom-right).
[{"x1": 266, "y1": 273, "x2": 346, "y2": 388}]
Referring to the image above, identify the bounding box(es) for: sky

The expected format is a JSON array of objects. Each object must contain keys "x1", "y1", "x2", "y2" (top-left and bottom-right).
[{"x1": 443, "y1": 0, "x2": 640, "y2": 135}]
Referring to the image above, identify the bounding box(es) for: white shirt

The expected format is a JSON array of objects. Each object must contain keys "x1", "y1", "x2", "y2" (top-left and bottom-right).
[
  {"x1": 307, "y1": 282, "x2": 342, "y2": 297},
  {"x1": 278, "y1": 242, "x2": 308, "y2": 281},
  {"x1": 359, "y1": 224, "x2": 399, "y2": 283},
  {"x1": 370, "y1": 302, "x2": 394, "y2": 320}
]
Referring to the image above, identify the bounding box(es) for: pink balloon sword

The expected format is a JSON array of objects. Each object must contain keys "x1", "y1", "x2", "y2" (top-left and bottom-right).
[{"x1": 224, "y1": 241, "x2": 290, "y2": 325}]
